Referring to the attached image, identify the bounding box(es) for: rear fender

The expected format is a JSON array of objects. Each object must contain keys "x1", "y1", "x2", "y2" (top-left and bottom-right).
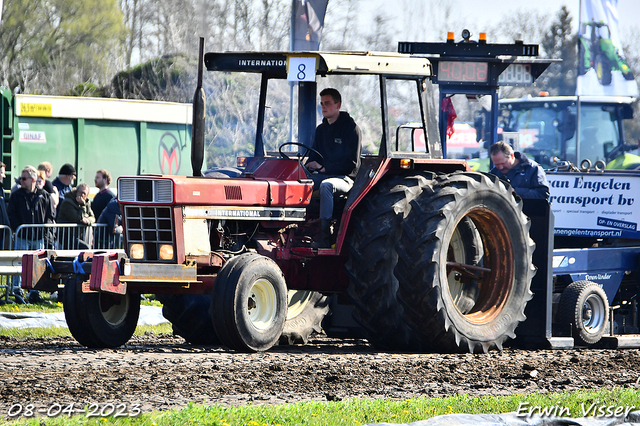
[{"x1": 333, "y1": 157, "x2": 467, "y2": 253}]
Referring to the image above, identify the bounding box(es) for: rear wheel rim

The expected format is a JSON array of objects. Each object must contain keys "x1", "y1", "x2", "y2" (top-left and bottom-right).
[
  {"x1": 286, "y1": 290, "x2": 312, "y2": 320},
  {"x1": 445, "y1": 207, "x2": 514, "y2": 324}
]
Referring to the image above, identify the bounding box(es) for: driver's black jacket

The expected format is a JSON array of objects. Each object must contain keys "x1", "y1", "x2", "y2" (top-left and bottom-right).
[
  {"x1": 490, "y1": 152, "x2": 550, "y2": 200},
  {"x1": 307, "y1": 111, "x2": 362, "y2": 179}
]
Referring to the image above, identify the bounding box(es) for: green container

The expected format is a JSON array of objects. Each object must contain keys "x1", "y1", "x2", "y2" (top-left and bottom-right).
[{"x1": 0, "y1": 88, "x2": 193, "y2": 190}]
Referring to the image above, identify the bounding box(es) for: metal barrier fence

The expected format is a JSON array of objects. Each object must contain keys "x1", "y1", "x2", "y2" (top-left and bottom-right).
[
  {"x1": 13, "y1": 223, "x2": 123, "y2": 251},
  {"x1": 0, "y1": 224, "x2": 123, "y2": 302}
]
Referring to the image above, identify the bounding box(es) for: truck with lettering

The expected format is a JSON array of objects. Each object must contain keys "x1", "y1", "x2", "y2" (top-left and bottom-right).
[{"x1": 0, "y1": 88, "x2": 192, "y2": 190}]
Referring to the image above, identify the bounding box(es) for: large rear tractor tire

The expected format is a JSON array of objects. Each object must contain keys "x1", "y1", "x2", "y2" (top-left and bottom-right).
[
  {"x1": 63, "y1": 279, "x2": 140, "y2": 348},
  {"x1": 558, "y1": 280, "x2": 609, "y2": 346},
  {"x1": 211, "y1": 253, "x2": 287, "y2": 352},
  {"x1": 157, "y1": 294, "x2": 219, "y2": 345},
  {"x1": 395, "y1": 172, "x2": 535, "y2": 353},
  {"x1": 280, "y1": 291, "x2": 329, "y2": 345},
  {"x1": 345, "y1": 173, "x2": 435, "y2": 350}
]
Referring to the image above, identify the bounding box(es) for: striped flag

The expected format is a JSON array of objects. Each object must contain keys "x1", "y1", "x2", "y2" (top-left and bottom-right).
[{"x1": 291, "y1": 0, "x2": 329, "y2": 51}]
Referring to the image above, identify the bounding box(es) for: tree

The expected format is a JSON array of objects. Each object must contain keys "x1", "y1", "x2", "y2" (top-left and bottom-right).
[
  {"x1": 537, "y1": 6, "x2": 577, "y2": 96},
  {"x1": 0, "y1": 0, "x2": 126, "y2": 94}
]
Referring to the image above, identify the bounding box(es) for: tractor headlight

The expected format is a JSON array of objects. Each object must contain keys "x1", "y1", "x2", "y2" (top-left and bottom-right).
[
  {"x1": 130, "y1": 243, "x2": 144, "y2": 259},
  {"x1": 159, "y1": 244, "x2": 174, "y2": 260}
]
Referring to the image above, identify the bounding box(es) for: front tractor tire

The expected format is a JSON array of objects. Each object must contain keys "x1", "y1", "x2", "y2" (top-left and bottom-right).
[
  {"x1": 211, "y1": 253, "x2": 288, "y2": 352},
  {"x1": 395, "y1": 172, "x2": 536, "y2": 353},
  {"x1": 63, "y1": 279, "x2": 140, "y2": 348},
  {"x1": 558, "y1": 280, "x2": 609, "y2": 346}
]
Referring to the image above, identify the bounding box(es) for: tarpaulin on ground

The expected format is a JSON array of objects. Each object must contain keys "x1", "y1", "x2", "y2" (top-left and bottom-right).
[
  {"x1": 366, "y1": 411, "x2": 640, "y2": 426},
  {"x1": 0, "y1": 306, "x2": 167, "y2": 329}
]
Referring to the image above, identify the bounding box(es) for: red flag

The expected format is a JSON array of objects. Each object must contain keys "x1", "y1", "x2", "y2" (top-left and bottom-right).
[{"x1": 441, "y1": 97, "x2": 457, "y2": 138}]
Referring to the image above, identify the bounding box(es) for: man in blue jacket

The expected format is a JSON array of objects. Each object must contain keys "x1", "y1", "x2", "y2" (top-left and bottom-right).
[
  {"x1": 489, "y1": 141, "x2": 550, "y2": 200},
  {"x1": 305, "y1": 88, "x2": 362, "y2": 248}
]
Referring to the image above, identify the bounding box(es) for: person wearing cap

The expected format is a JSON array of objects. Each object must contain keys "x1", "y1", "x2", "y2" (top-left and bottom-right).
[{"x1": 52, "y1": 163, "x2": 76, "y2": 218}]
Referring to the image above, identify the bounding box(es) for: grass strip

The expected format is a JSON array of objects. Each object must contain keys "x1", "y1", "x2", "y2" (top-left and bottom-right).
[
  {"x1": 0, "y1": 323, "x2": 172, "y2": 338},
  {"x1": 5, "y1": 387, "x2": 639, "y2": 426}
]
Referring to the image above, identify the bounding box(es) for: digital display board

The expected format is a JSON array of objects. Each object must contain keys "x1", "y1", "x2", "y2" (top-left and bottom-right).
[
  {"x1": 437, "y1": 61, "x2": 489, "y2": 83},
  {"x1": 498, "y1": 63, "x2": 534, "y2": 86}
]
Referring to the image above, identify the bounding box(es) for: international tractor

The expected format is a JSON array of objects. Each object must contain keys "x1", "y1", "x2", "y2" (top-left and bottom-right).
[
  {"x1": 22, "y1": 35, "x2": 550, "y2": 353},
  {"x1": 24, "y1": 30, "x2": 640, "y2": 352}
]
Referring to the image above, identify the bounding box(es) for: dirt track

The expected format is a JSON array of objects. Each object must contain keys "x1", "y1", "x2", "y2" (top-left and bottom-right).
[{"x1": 1, "y1": 333, "x2": 640, "y2": 420}]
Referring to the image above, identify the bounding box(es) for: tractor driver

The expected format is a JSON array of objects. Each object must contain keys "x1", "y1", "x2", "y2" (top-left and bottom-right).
[
  {"x1": 306, "y1": 88, "x2": 362, "y2": 248},
  {"x1": 489, "y1": 141, "x2": 550, "y2": 200}
]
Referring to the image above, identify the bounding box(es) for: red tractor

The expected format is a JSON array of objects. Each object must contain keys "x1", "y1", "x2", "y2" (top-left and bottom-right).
[{"x1": 23, "y1": 44, "x2": 536, "y2": 353}]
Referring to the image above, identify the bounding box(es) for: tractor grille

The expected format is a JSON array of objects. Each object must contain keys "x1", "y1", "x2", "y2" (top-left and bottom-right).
[
  {"x1": 224, "y1": 185, "x2": 242, "y2": 200},
  {"x1": 124, "y1": 205, "x2": 174, "y2": 262},
  {"x1": 118, "y1": 178, "x2": 173, "y2": 203}
]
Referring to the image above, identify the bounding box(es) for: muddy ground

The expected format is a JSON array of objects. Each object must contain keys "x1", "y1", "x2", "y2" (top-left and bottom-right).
[{"x1": 0, "y1": 333, "x2": 639, "y2": 420}]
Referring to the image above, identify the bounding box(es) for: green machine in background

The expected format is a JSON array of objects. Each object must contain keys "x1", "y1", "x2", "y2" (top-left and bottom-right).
[
  {"x1": 467, "y1": 95, "x2": 639, "y2": 172},
  {"x1": 0, "y1": 88, "x2": 192, "y2": 190},
  {"x1": 578, "y1": 21, "x2": 635, "y2": 85}
]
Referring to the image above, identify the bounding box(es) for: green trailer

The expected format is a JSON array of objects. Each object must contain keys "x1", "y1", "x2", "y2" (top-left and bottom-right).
[{"x1": 0, "y1": 88, "x2": 192, "y2": 190}]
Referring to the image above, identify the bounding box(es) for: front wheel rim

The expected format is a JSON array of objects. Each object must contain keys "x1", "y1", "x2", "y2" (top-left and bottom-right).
[
  {"x1": 100, "y1": 293, "x2": 130, "y2": 326},
  {"x1": 583, "y1": 294, "x2": 606, "y2": 333},
  {"x1": 247, "y1": 278, "x2": 277, "y2": 330}
]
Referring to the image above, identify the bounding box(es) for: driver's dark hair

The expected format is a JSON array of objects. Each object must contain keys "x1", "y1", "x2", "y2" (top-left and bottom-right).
[
  {"x1": 320, "y1": 88, "x2": 341, "y2": 104},
  {"x1": 490, "y1": 141, "x2": 514, "y2": 157}
]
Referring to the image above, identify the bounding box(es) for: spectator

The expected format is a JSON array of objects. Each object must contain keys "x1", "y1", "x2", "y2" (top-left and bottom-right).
[
  {"x1": 0, "y1": 162, "x2": 10, "y2": 249},
  {"x1": 38, "y1": 162, "x2": 59, "y2": 209},
  {"x1": 52, "y1": 163, "x2": 76, "y2": 218},
  {"x1": 489, "y1": 141, "x2": 550, "y2": 200},
  {"x1": 92, "y1": 169, "x2": 115, "y2": 219},
  {"x1": 7, "y1": 165, "x2": 55, "y2": 303},
  {"x1": 96, "y1": 198, "x2": 123, "y2": 249},
  {"x1": 57, "y1": 183, "x2": 95, "y2": 249},
  {"x1": 36, "y1": 170, "x2": 59, "y2": 249},
  {"x1": 36, "y1": 169, "x2": 59, "y2": 210}
]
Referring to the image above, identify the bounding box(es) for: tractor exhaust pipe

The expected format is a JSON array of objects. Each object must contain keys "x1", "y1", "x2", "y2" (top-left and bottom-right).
[{"x1": 191, "y1": 37, "x2": 205, "y2": 177}]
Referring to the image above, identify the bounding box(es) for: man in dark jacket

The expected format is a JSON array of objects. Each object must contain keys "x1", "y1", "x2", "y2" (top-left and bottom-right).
[
  {"x1": 489, "y1": 141, "x2": 550, "y2": 200},
  {"x1": 52, "y1": 163, "x2": 76, "y2": 218},
  {"x1": 305, "y1": 88, "x2": 362, "y2": 248},
  {"x1": 91, "y1": 169, "x2": 115, "y2": 219},
  {"x1": 8, "y1": 165, "x2": 55, "y2": 303}
]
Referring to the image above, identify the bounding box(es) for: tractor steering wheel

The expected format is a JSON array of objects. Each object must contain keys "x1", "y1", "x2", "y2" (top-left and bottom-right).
[{"x1": 278, "y1": 142, "x2": 325, "y2": 173}]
